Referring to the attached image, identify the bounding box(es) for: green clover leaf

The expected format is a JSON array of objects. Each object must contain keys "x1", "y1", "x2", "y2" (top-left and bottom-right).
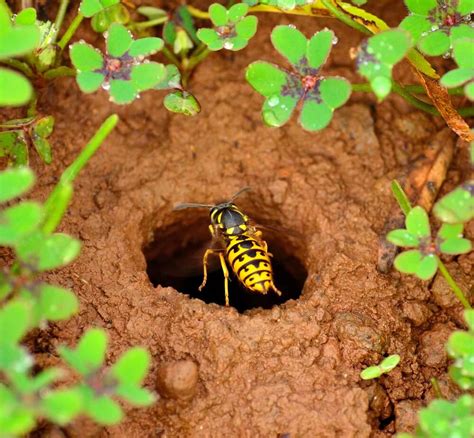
[
  {"x1": 0, "y1": 167, "x2": 35, "y2": 203},
  {"x1": 197, "y1": 3, "x2": 258, "y2": 51},
  {"x1": 434, "y1": 181, "x2": 474, "y2": 223},
  {"x1": 70, "y1": 24, "x2": 166, "y2": 104},
  {"x1": 400, "y1": 0, "x2": 474, "y2": 56},
  {"x1": 246, "y1": 26, "x2": 351, "y2": 131},
  {"x1": 79, "y1": 0, "x2": 120, "y2": 18},
  {"x1": 360, "y1": 354, "x2": 401, "y2": 380},
  {"x1": 164, "y1": 90, "x2": 201, "y2": 116},
  {"x1": 357, "y1": 29, "x2": 412, "y2": 100}
]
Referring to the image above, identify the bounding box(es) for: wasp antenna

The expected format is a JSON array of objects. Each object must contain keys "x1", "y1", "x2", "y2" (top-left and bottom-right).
[
  {"x1": 174, "y1": 202, "x2": 215, "y2": 210},
  {"x1": 230, "y1": 186, "x2": 252, "y2": 202}
]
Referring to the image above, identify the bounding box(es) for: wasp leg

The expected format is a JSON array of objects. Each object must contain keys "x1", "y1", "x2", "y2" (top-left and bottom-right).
[
  {"x1": 198, "y1": 249, "x2": 220, "y2": 292},
  {"x1": 218, "y1": 253, "x2": 230, "y2": 306},
  {"x1": 271, "y1": 281, "x2": 283, "y2": 296}
]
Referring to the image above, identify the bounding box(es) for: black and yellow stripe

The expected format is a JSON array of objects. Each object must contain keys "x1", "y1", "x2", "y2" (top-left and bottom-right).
[{"x1": 226, "y1": 234, "x2": 273, "y2": 293}]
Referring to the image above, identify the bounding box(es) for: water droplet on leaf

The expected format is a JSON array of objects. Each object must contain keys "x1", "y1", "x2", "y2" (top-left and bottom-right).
[
  {"x1": 332, "y1": 36, "x2": 338, "y2": 44},
  {"x1": 224, "y1": 41, "x2": 234, "y2": 50},
  {"x1": 102, "y1": 82, "x2": 111, "y2": 91},
  {"x1": 268, "y1": 95, "x2": 280, "y2": 107},
  {"x1": 288, "y1": 24, "x2": 296, "y2": 29}
]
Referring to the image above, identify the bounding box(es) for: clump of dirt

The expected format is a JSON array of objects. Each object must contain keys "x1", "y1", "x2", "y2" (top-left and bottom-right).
[{"x1": 9, "y1": 1, "x2": 472, "y2": 436}]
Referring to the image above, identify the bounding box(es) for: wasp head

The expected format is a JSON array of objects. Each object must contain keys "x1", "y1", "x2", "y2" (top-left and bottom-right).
[{"x1": 210, "y1": 203, "x2": 248, "y2": 235}]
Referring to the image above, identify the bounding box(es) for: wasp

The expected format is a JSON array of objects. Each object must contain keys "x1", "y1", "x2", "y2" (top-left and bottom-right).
[{"x1": 175, "y1": 188, "x2": 283, "y2": 306}]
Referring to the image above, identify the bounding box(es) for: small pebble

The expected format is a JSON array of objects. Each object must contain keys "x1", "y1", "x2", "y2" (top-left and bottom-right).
[{"x1": 156, "y1": 360, "x2": 199, "y2": 401}]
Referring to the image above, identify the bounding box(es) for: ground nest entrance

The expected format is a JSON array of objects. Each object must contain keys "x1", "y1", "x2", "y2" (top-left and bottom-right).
[{"x1": 144, "y1": 215, "x2": 307, "y2": 313}]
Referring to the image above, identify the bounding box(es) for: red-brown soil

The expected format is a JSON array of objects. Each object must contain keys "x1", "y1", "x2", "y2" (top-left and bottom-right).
[{"x1": 8, "y1": 1, "x2": 473, "y2": 436}]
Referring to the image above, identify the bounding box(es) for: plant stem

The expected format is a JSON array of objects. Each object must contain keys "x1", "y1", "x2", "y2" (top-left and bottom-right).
[
  {"x1": 162, "y1": 46, "x2": 181, "y2": 68},
  {"x1": 430, "y1": 377, "x2": 443, "y2": 399},
  {"x1": 130, "y1": 16, "x2": 168, "y2": 30},
  {"x1": 43, "y1": 66, "x2": 76, "y2": 80},
  {"x1": 27, "y1": 89, "x2": 37, "y2": 117},
  {"x1": 320, "y1": 0, "x2": 371, "y2": 35},
  {"x1": 187, "y1": 5, "x2": 210, "y2": 19},
  {"x1": 54, "y1": 0, "x2": 71, "y2": 41},
  {"x1": 392, "y1": 82, "x2": 439, "y2": 116},
  {"x1": 437, "y1": 257, "x2": 472, "y2": 310},
  {"x1": 58, "y1": 12, "x2": 84, "y2": 51},
  {"x1": 0, "y1": 0, "x2": 12, "y2": 15},
  {"x1": 391, "y1": 180, "x2": 412, "y2": 216},
  {"x1": 0, "y1": 59, "x2": 34, "y2": 78},
  {"x1": 44, "y1": 114, "x2": 119, "y2": 232},
  {"x1": 182, "y1": 46, "x2": 211, "y2": 86}
]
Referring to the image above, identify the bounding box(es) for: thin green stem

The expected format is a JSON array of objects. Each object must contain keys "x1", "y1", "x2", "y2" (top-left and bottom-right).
[
  {"x1": 44, "y1": 114, "x2": 119, "y2": 232},
  {"x1": 182, "y1": 46, "x2": 211, "y2": 86},
  {"x1": 437, "y1": 257, "x2": 472, "y2": 310},
  {"x1": 320, "y1": 0, "x2": 371, "y2": 35},
  {"x1": 58, "y1": 12, "x2": 84, "y2": 51},
  {"x1": 430, "y1": 378, "x2": 443, "y2": 399},
  {"x1": 27, "y1": 89, "x2": 37, "y2": 117},
  {"x1": 43, "y1": 66, "x2": 76, "y2": 80},
  {"x1": 54, "y1": 0, "x2": 71, "y2": 41},
  {"x1": 130, "y1": 16, "x2": 168, "y2": 30},
  {"x1": 162, "y1": 46, "x2": 181, "y2": 68},
  {"x1": 392, "y1": 82, "x2": 439, "y2": 116},
  {"x1": 391, "y1": 180, "x2": 412, "y2": 216},
  {"x1": 0, "y1": 0, "x2": 12, "y2": 15},
  {"x1": 0, "y1": 59, "x2": 34, "y2": 78}
]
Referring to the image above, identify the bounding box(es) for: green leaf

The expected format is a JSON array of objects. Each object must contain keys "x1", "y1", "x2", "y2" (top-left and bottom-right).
[
  {"x1": 14, "y1": 8, "x2": 37, "y2": 25},
  {"x1": 438, "y1": 223, "x2": 463, "y2": 240},
  {"x1": 379, "y1": 354, "x2": 400, "y2": 372},
  {"x1": 440, "y1": 68, "x2": 473, "y2": 88},
  {"x1": 196, "y1": 28, "x2": 220, "y2": 48},
  {"x1": 406, "y1": 206, "x2": 430, "y2": 238},
  {"x1": 245, "y1": 61, "x2": 287, "y2": 97},
  {"x1": 130, "y1": 62, "x2": 165, "y2": 92},
  {"x1": 0, "y1": 167, "x2": 34, "y2": 202},
  {"x1": 77, "y1": 328, "x2": 107, "y2": 369},
  {"x1": 106, "y1": 24, "x2": 133, "y2": 57},
  {"x1": 109, "y1": 79, "x2": 137, "y2": 104},
  {"x1": 394, "y1": 249, "x2": 422, "y2": 274},
  {"x1": 450, "y1": 24, "x2": 474, "y2": 43},
  {"x1": 70, "y1": 43, "x2": 104, "y2": 72},
  {"x1": 307, "y1": 29, "x2": 334, "y2": 69},
  {"x1": 299, "y1": 100, "x2": 333, "y2": 131},
  {"x1": 404, "y1": 0, "x2": 437, "y2": 14},
  {"x1": 418, "y1": 30, "x2": 450, "y2": 56},
  {"x1": 458, "y1": 0, "x2": 474, "y2": 15},
  {"x1": 271, "y1": 25, "x2": 307, "y2": 66},
  {"x1": 16, "y1": 232, "x2": 81, "y2": 271},
  {"x1": 399, "y1": 15, "x2": 431, "y2": 41},
  {"x1": 386, "y1": 229, "x2": 419, "y2": 247},
  {"x1": 0, "y1": 27, "x2": 40, "y2": 58},
  {"x1": 86, "y1": 396, "x2": 123, "y2": 425},
  {"x1": 371, "y1": 76, "x2": 392, "y2": 100},
  {"x1": 34, "y1": 116, "x2": 54, "y2": 138},
  {"x1": 128, "y1": 37, "x2": 164, "y2": 57},
  {"x1": 262, "y1": 94, "x2": 298, "y2": 127},
  {"x1": 41, "y1": 389, "x2": 83, "y2": 424},
  {"x1": 91, "y1": 3, "x2": 130, "y2": 33},
  {"x1": 38, "y1": 284, "x2": 79, "y2": 321},
  {"x1": 466, "y1": 81, "x2": 474, "y2": 100},
  {"x1": 137, "y1": 6, "x2": 167, "y2": 20},
  {"x1": 154, "y1": 64, "x2": 181, "y2": 90},
  {"x1": 360, "y1": 365, "x2": 382, "y2": 380},
  {"x1": 416, "y1": 254, "x2": 437, "y2": 280},
  {"x1": 464, "y1": 309, "x2": 474, "y2": 332},
  {"x1": 0, "y1": 202, "x2": 43, "y2": 246},
  {"x1": 228, "y1": 3, "x2": 249, "y2": 22},
  {"x1": 439, "y1": 237, "x2": 472, "y2": 255},
  {"x1": 320, "y1": 77, "x2": 351, "y2": 109},
  {"x1": 433, "y1": 184, "x2": 474, "y2": 223},
  {"x1": 80, "y1": 0, "x2": 119, "y2": 18},
  {"x1": 32, "y1": 117, "x2": 54, "y2": 164},
  {"x1": 0, "y1": 68, "x2": 33, "y2": 106},
  {"x1": 115, "y1": 385, "x2": 155, "y2": 406},
  {"x1": 111, "y1": 347, "x2": 150, "y2": 385},
  {"x1": 29, "y1": 368, "x2": 62, "y2": 392},
  {"x1": 453, "y1": 38, "x2": 474, "y2": 69},
  {"x1": 368, "y1": 29, "x2": 412, "y2": 65},
  {"x1": 235, "y1": 15, "x2": 258, "y2": 40},
  {"x1": 164, "y1": 91, "x2": 200, "y2": 116},
  {"x1": 163, "y1": 21, "x2": 177, "y2": 46},
  {"x1": 209, "y1": 3, "x2": 228, "y2": 27},
  {"x1": 448, "y1": 332, "x2": 474, "y2": 357},
  {"x1": 76, "y1": 71, "x2": 104, "y2": 93},
  {"x1": 0, "y1": 300, "x2": 30, "y2": 346}
]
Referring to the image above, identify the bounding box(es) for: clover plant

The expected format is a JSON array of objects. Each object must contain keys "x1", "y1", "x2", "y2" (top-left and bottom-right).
[
  {"x1": 360, "y1": 354, "x2": 401, "y2": 380},
  {"x1": 0, "y1": 116, "x2": 156, "y2": 436},
  {"x1": 400, "y1": 0, "x2": 474, "y2": 56},
  {"x1": 387, "y1": 206, "x2": 471, "y2": 280},
  {"x1": 70, "y1": 23, "x2": 165, "y2": 104},
  {"x1": 197, "y1": 3, "x2": 258, "y2": 51},
  {"x1": 246, "y1": 26, "x2": 351, "y2": 131},
  {"x1": 440, "y1": 38, "x2": 474, "y2": 100},
  {"x1": 357, "y1": 29, "x2": 412, "y2": 100}
]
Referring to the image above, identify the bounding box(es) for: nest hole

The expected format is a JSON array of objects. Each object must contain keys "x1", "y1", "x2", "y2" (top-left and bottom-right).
[{"x1": 143, "y1": 215, "x2": 307, "y2": 313}]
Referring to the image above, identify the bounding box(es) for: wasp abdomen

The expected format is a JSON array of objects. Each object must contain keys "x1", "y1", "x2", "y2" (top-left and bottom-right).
[{"x1": 226, "y1": 235, "x2": 274, "y2": 293}]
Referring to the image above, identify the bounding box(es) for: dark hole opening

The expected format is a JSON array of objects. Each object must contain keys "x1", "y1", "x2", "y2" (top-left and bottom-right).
[{"x1": 143, "y1": 215, "x2": 307, "y2": 313}]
